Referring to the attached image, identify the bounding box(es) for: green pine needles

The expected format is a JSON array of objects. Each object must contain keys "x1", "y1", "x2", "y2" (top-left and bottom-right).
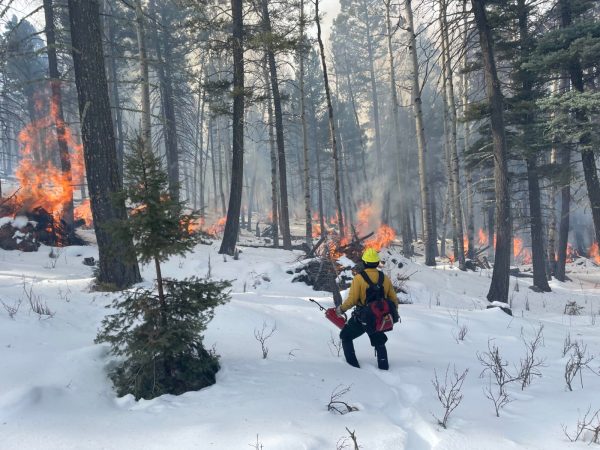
[{"x1": 96, "y1": 136, "x2": 230, "y2": 400}]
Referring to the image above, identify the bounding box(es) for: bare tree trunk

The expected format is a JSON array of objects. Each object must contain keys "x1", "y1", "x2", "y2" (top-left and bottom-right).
[
  {"x1": 384, "y1": 0, "x2": 412, "y2": 256},
  {"x1": 216, "y1": 120, "x2": 227, "y2": 215},
  {"x1": 219, "y1": 0, "x2": 244, "y2": 255},
  {"x1": 461, "y1": 7, "x2": 475, "y2": 259},
  {"x1": 440, "y1": 0, "x2": 465, "y2": 270},
  {"x1": 44, "y1": 0, "x2": 74, "y2": 228},
  {"x1": 151, "y1": 3, "x2": 180, "y2": 202},
  {"x1": 263, "y1": 63, "x2": 280, "y2": 248},
  {"x1": 315, "y1": 0, "x2": 345, "y2": 238},
  {"x1": 517, "y1": 0, "x2": 550, "y2": 291},
  {"x1": 68, "y1": 0, "x2": 141, "y2": 288},
  {"x1": 471, "y1": 0, "x2": 511, "y2": 306},
  {"x1": 547, "y1": 147, "x2": 557, "y2": 276},
  {"x1": 104, "y1": 0, "x2": 124, "y2": 182},
  {"x1": 311, "y1": 106, "x2": 326, "y2": 238},
  {"x1": 405, "y1": 0, "x2": 435, "y2": 266},
  {"x1": 134, "y1": 0, "x2": 152, "y2": 151},
  {"x1": 261, "y1": 0, "x2": 291, "y2": 249},
  {"x1": 299, "y1": 0, "x2": 312, "y2": 245}
]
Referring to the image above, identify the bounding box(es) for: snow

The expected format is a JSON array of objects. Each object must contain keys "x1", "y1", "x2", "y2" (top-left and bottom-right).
[
  {"x1": 1, "y1": 238, "x2": 600, "y2": 449},
  {"x1": 0, "y1": 215, "x2": 30, "y2": 229}
]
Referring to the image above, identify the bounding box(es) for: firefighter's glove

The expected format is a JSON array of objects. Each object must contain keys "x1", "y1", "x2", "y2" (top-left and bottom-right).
[{"x1": 335, "y1": 306, "x2": 344, "y2": 317}]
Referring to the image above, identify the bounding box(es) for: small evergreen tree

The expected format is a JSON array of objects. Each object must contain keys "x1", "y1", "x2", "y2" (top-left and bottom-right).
[{"x1": 96, "y1": 135, "x2": 230, "y2": 400}]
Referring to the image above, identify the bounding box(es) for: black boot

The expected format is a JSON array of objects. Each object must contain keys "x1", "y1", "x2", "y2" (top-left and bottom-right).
[
  {"x1": 342, "y1": 339, "x2": 360, "y2": 368},
  {"x1": 375, "y1": 345, "x2": 388, "y2": 370}
]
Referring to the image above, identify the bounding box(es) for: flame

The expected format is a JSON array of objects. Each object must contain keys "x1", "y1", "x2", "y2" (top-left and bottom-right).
[
  {"x1": 14, "y1": 91, "x2": 85, "y2": 223},
  {"x1": 74, "y1": 199, "x2": 92, "y2": 227},
  {"x1": 364, "y1": 224, "x2": 396, "y2": 251},
  {"x1": 513, "y1": 236, "x2": 532, "y2": 264},
  {"x1": 477, "y1": 228, "x2": 488, "y2": 246},
  {"x1": 589, "y1": 242, "x2": 600, "y2": 264},
  {"x1": 463, "y1": 235, "x2": 469, "y2": 253},
  {"x1": 312, "y1": 223, "x2": 322, "y2": 238},
  {"x1": 207, "y1": 216, "x2": 227, "y2": 236}
]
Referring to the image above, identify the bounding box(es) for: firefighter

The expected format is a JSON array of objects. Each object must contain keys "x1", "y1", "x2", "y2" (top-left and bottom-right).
[{"x1": 336, "y1": 248, "x2": 399, "y2": 370}]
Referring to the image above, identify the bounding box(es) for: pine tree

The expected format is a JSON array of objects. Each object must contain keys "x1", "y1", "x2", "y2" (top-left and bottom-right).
[{"x1": 96, "y1": 136, "x2": 230, "y2": 400}]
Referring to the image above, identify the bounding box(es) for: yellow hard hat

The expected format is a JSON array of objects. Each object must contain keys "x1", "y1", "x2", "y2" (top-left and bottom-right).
[{"x1": 362, "y1": 248, "x2": 380, "y2": 263}]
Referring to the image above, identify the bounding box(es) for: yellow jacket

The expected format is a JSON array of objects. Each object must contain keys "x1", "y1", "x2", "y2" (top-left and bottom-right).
[{"x1": 340, "y1": 268, "x2": 399, "y2": 313}]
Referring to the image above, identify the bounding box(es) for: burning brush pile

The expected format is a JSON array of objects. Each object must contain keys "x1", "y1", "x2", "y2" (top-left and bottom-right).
[
  {"x1": 289, "y1": 204, "x2": 398, "y2": 293},
  {"x1": 0, "y1": 96, "x2": 91, "y2": 251}
]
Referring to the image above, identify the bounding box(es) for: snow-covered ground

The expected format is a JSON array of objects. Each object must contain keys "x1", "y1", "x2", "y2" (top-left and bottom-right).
[{"x1": 1, "y1": 235, "x2": 600, "y2": 449}]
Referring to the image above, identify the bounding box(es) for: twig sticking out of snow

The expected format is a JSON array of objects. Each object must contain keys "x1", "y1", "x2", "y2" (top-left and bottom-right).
[
  {"x1": 518, "y1": 324, "x2": 546, "y2": 390},
  {"x1": 564, "y1": 341, "x2": 598, "y2": 391},
  {"x1": 477, "y1": 340, "x2": 519, "y2": 417},
  {"x1": 254, "y1": 321, "x2": 276, "y2": 359},
  {"x1": 327, "y1": 385, "x2": 359, "y2": 415},
  {"x1": 432, "y1": 364, "x2": 468, "y2": 429},
  {"x1": 563, "y1": 406, "x2": 600, "y2": 444}
]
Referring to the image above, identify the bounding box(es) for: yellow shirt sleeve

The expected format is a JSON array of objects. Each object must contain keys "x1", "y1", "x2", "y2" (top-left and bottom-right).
[
  {"x1": 340, "y1": 277, "x2": 361, "y2": 312},
  {"x1": 384, "y1": 275, "x2": 399, "y2": 306}
]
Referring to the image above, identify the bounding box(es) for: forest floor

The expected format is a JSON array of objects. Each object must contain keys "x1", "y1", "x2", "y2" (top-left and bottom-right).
[{"x1": 1, "y1": 230, "x2": 600, "y2": 449}]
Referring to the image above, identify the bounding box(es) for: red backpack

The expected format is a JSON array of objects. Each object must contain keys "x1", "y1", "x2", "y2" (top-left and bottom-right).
[{"x1": 358, "y1": 271, "x2": 397, "y2": 333}]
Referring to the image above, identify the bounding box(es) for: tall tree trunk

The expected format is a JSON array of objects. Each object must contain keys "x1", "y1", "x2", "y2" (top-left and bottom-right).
[
  {"x1": 405, "y1": 0, "x2": 435, "y2": 266},
  {"x1": 461, "y1": 1, "x2": 475, "y2": 260},
  {"x1": 559, "y1": 0, "x2": 600, "y2": 248},
  {"x1": 261, "y1": 0, "x2": 291, "y2": 249},
  {"x1": 384, "y1": 0, "x2": 412, "y2": 256},
  {"x1": 134, "y1": 0, "x2": 152, "y2": 151},
  {"x1": 315, "y1": 0, "x2": 345, "y2": 238},
  {"x1": 299, "y1": 0, "x2": 312, "y2": 246},
  {"x1": 263, "y1": 63, "x2": 280, "y2": 248},
  {"x1": 151, "y1": 4, "x2": 180, "y2": 202},
  {"x1": 68, "y1": 0, "x2": 141, "y2": 288},
  {"x1": 471, "y1": 0, "x2": 511, "y2": 306},
  {"x1": 361, "y1": 0, "x2": 383, "y2": 198},
  {"x1": 441, "y1": 0, "x2": 466, "y2": 270},
  {"x1": 311, "y1": 106, "x2": 326, "y2": 238},
  {"x1": 547, "y1": 147, "x2": 557, "y2": 276},
  {"x1": 219, "y1": 0, "x2": 244, "y2": 255},
  {"x1": 44, "y1": 0, "x2": 74, "y2": 228},
  {"x1": 517, "y1": 0, "x2": 550, "y2": 291},
  {"x1": 104, "y1": 0, "x2": 124, "y2": 181}
]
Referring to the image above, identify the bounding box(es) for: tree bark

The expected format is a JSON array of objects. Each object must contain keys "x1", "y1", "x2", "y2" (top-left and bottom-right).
[
  {"x1": 471, "y1": 0, "x2": 511, "y2": 304},
  {"x1": 440, "y1": 0, "x2": 465, "y2": 270},
  {"x1": 219, "y1": 0, "x2": 244, "y2": 255},
  {"x1": 104, "y1": 0, "x2": 124, "y2": 182},
  {"x1": 405, "y1": 0, "x2": 435, "y2": 265},
  {"x1": 384, "y1": 0, "x2": 412, "y2": 256},
  {"x1": 134, "y1": 0, "x2": 152, "y2": 152},
  {"x1": 151, "y1": 4, "x2": 180, "y2": 202},
  {"x1": 315, "y1": 0, "x2": 345, "y2": 238},
  {"x1": 68, "y1": 0, "x2": 141, "y2": 288},
  {"x1": 44, "y1": 0, "x2": 74, "y2": 228},
  {"x1": 517, "y1": 0, "x2": 550, "y2": 291},
  {"x1": 261, "y1": 0, "x2": 291, "y2": 249},
  {"x1": 299, "y1": 0, "x2": 312, "y2": 246}
]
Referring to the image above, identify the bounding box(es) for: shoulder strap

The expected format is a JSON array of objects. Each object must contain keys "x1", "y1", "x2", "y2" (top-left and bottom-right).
[
  {"x1": 359, "y1": 271, "x2": 375, "y2": 287},
  {"x1": 377, "y1": 271, "x2": 384, "y2": 287}
]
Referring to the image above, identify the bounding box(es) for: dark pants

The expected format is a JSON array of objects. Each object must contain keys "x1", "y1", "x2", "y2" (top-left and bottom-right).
[
  {"x1": 340, "y1": 316, "x2": 387, "y2": 347},
  {"x1": 340, "y1": 316, "x2": 389, "y2": 369}
]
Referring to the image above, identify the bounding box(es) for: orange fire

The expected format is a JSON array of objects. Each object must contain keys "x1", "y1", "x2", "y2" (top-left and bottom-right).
[
  {"x1": 365, "y1": 224, "x2": 396, "y2": 251},
  {"x1": 513, "y1": 236, "x2": 532, "y2": 264},
  {"x1": 477, "y1": 228, "x2": 488, "y2": 246},
  {"x1": 14, "y1": 92, "x2": 85, "y2": 223},
  {"x1": 312, "y1": 223, "x2": 322, "y2": 238},
  {"x1": 74, "y1": 199, "x2": 92, "y2": 227},
  {"x1": 589, "y1": 242, "x2": 600, "y2": 264},
  {"x1": 207, "y1": 216, "x2": 227, "y2": 236}
]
